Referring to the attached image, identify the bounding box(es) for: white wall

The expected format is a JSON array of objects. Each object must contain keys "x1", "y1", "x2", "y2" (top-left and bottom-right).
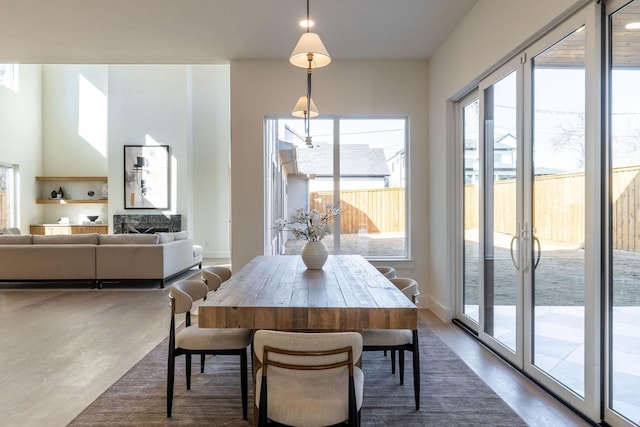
[
  {"x1": 0, "y1": 64, "x2": 43, "y2": 231},
  {"x1": 105, "y1": 65, "x2": 230, "y2": 257},
  {"x1": 191, "y1": 65, "x2": 231, "y2": 258},
  {"x1": 4, "y1": 64, "x2": 231, "y2": 257},
  {"x1": 427, "y1": 0, "x2": 582, "y2": 319},
  {"x1": 41, "y1": 65, "x2": 109, "y2": 223},
  {"x1": 230, "y1": 59, "x2": 428, "y2": 285}
]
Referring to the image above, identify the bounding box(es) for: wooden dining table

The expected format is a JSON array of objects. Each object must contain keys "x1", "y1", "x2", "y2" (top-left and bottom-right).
[
  {"x1": 197, "y1": 254, "x2": 419, "y2": 423},
  {"x1": 198, "y1": 254, "x2": 417, "y2": 331}
]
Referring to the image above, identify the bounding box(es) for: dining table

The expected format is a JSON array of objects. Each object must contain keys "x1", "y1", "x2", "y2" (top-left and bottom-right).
[
  {"x1": 197, "y1": 254, "x2": 419, "y2": 423},
  {"x1": 198, "y1": 254, "x2": 417, "y2": 331}
]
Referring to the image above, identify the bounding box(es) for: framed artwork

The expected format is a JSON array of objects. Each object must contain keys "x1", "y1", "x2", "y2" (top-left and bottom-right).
[{"x1": 124, "y1": 145, "x2": 170, "y2": 209}]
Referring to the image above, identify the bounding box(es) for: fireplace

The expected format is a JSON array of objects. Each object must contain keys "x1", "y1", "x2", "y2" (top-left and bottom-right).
[{"x1": 113, "y1": 214, "x2": 181, "y2": 234}]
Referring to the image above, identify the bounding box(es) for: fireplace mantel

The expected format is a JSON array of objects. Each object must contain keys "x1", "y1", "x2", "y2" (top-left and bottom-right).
[{"x1": 112, "y1": 214, "x2": 181, "y2": 234}]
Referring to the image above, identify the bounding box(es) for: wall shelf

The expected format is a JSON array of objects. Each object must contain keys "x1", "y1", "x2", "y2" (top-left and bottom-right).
[
  {"x1": 36, "y1": 176, "x2": 108, "y2": 182},
  {"x1": 36, "y1": 199, "x2": 108, "y2": 204}
]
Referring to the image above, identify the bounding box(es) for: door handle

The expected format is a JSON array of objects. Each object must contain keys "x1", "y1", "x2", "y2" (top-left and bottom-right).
[
  {"x1": 533, "y1": 236, "x2": 541, "y2": 269},
  {"x1": 509, "y1": 234, "x2": 520, "y2": 271}
]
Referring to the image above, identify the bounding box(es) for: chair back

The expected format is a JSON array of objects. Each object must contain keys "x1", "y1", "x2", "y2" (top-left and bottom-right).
[
  {"x1": 390, "y1": 277, "x2": 420, "y2": 304},
  {"x1": 170, "y1": 279, "x2": 208, "y2": 315},
  {"x1": 202, "y1": 266, "x2": 232, "y2": 292},
  {"x1": 254, "y1": 330, "x2": 363, "y2": 427},
  {"x1": 376, "y1": 266, "x2": 397, "y2": 279},
  {"x1": 254, "y1": 330, "x2": 362, "y2": 370}
]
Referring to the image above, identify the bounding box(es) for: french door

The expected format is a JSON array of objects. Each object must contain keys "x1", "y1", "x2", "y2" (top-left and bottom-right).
[{"x1": 459, "y1": 4, "x2": 601, "y2": 421}]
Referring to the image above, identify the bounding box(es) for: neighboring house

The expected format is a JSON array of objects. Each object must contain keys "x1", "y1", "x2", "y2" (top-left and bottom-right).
[
  {"x1": 295, "y1": 142, "x2": 390, "y2": 191},
  {"x1": 465, "y1": 133, "x2": 517, "y2": 183}
]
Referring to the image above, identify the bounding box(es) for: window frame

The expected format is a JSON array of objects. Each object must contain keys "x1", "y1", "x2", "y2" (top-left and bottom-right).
[{"x1": 264, "y1": 114, "x2": 410, "y2": 261}]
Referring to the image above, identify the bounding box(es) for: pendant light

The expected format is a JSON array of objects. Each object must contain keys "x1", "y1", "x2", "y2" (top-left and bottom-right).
[{"x1": 290, "y1": 0, "x2": 330, "y2": 145}]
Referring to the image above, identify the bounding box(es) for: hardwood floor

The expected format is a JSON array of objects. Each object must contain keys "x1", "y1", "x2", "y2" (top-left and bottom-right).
[{"x1": 0, "y1": 265, "x2": 590, "y2": 427}]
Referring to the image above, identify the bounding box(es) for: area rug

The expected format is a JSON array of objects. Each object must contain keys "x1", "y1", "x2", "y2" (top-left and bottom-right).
[{"x1": 68, "y1": 322, "x2": 526, "y2": 426}]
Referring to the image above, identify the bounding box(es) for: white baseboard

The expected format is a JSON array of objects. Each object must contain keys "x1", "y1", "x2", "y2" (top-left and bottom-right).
[
  {"x1": 423, "y1": 296, "x2": 453, "y2": 323},
  {"x1": 202, "y1": 251, "x2": 231, "y2": 259}
]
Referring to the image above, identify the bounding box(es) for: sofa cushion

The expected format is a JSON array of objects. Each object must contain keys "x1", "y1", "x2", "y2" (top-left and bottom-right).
[
  {"x1": 32, "y1": 234, "x2": 100, "y2": 245},
  {"x1": 99, "y1": 234, "x2": 159, "y2": 245},
  {"x1": 172, "y1": 230, "x2": 189, "y2": 241},
  {"x1": 0, "y1": 234, "x2": 32, "y2": 244},
  {"x1": 156, "y1": 232, "x2": 175, "y2": 244}
]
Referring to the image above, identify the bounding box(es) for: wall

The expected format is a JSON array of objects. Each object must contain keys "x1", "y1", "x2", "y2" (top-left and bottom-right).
[
  {"x1": 0, "y1": 64, "x2": 43, "y2": 231},
  {"x1": 9, "y1": 64, "x2": 231, "y2": 257},
  {"x1": 191, "y1": 65, "x2": 231, "y2": 258},
  {"x1": 41, "y1": 65, "x2": 109, "y2": 223},
  {"x1": 230, "y1": 59, "x2": 428, "y2": 288},
  {"x1": 427, "y1": 0, "x2": 583, "y2": 319},
  {"x1": 106, "y1": 64, "x2": 231, "y2": 258}
]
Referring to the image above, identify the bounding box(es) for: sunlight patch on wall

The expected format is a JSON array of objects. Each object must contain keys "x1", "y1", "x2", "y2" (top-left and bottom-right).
[
  {"x1": 0, "y1": 64, "x2": 19, "y2": 92},
  {"x1": 78, "y1": 74, "x2": 107, "y2": 157}
]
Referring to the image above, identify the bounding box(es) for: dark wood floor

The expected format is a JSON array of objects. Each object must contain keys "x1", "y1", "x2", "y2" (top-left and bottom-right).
[{"x1": 0, "y1": 263, "x2": 589, "y2": 427}]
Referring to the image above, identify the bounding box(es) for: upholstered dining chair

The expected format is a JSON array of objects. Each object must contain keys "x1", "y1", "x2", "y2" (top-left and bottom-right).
[
  {"x1": 361, "y1": 277, "x2": 421, "y2": 410},
  {"x1": 253, "y1": 330, "x2": 364, "y2": 427},
  {"x1": 375, "y1": 265, "x2": 397, "y2": 279},
  {"x1": 167, "y1": 279, "x2": 251, "y2": 419},
  {"x1": 201, "y1": 265, "x2": 232, "y2": 292},
  {"x1": 199, "y1": 265, "x2": 234, "y2": 373}
]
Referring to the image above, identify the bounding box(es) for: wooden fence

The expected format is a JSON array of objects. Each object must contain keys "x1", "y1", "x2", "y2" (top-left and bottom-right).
[
  {"x1": 310, "y1": 187, "x2": 405, "y2": 234},
  {"x1": 465, "y1": 165, "x2": 640, "y2": 251}
]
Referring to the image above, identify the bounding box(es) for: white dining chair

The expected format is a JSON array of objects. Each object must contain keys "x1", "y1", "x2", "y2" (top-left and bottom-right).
[
  {"x1": 361, "y1": 277, "x2": 420, "y2": 410},
  {"x1": 254, "y1": 330, "x2": 364, "y2": 427}
]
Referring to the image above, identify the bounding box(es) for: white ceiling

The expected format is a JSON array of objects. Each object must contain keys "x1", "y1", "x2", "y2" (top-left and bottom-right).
[{"x1": 0, "y1": 0, "x2": 477, "y2": 64}]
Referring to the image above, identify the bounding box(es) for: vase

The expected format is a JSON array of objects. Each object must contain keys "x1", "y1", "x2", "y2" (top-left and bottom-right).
[{"x1": 301, "y1": 240, "x2": 328, "y2": 269}]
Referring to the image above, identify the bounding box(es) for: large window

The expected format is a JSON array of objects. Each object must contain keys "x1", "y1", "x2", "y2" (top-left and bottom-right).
[{"x1": 265, "y1": 116, "x2": 408, "y2": 259}]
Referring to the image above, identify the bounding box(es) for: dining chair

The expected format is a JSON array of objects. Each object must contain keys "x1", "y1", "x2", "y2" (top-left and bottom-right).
[
  {"x1": 199, "y1": 265, "x2": 233, "y2": 373},
  {"x1": 361, "y1": 277, "x2": 421, "y2": 410},
  {"x1": 375, "y1": 265, "x2": 397, "y2": 279},
  {"x1": 201, "y1": 265, "x2": 232, "y2": 292},
  {"x1": 167, "y1": 279, "x2": 251, "y2": 419},
  {"x1": 253, "y1": 330, "x2": 364, "y2": 427}
]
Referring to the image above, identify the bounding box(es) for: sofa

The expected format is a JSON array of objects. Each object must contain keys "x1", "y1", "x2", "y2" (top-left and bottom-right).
[{"x1": 0, "y1": 231, "x2": 203, "y2": 288}]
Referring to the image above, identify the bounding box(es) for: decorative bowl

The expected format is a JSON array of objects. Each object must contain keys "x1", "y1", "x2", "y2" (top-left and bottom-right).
[{"x1": 87, "y1": 215, "x2": 99, "y2": 222}]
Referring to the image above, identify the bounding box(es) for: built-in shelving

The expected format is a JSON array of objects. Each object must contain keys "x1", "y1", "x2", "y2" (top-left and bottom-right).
[{"x1": 35, "y1": 176, "x2": 108, "y2": 204}]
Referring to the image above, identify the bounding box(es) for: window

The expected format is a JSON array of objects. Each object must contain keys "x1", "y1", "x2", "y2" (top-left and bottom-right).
[
  {"x1": 0, "y1": 164, "x2": 17, "y2": 229},
  {"x1": 265, "y1": 116, "x2": 408, "y2": 259}
]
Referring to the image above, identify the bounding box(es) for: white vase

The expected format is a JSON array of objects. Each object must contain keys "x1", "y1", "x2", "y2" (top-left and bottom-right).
[{"x1": 301, "y1": 241, "x2": 328, "y2": 269}]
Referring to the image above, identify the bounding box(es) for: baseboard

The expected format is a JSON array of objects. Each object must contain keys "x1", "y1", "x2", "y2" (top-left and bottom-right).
[
  {"x1": 202, "y1": 250, "x2": 230, "y2": 259},
  {"x1": 424, "y1": 296, "x2": 453, "y2": 323}
]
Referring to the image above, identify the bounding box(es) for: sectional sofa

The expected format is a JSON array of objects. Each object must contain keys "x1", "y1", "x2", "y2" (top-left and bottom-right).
[{"x1": 0, "y1": 231, "x2": 203, "y2": 288}]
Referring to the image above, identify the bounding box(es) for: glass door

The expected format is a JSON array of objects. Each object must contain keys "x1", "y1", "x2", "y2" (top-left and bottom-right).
[
  {"x1": 478, "y1": 63, "x2": 523, "y2": 365},
  {"x1": 607, "y1": 1, "x2": 640, "y2": 425},
  {"x1": 526, "y1": 22, "x2": 587, "y2": 402},
  {"x1": 475, "y1": 10, "x2": 595, "y2": 415}
]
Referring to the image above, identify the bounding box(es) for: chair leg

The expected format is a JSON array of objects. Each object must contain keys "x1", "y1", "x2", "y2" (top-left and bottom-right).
[
  {"x1": 399, "y1": 349, "x2": 405, "y2": 385},
  {"x1": 186, "y1": 353, "x2": 192, "y2": 390},
  {"x1": 167, "y1": 354, "x2": 175, "y2": 417},
  {"x1": 391, "y1": 349, "x2": 396, "y2": 374},
  {"x1": 241, "y1": 348, "x2": 248, "y2": 420},
  {"x1": 412, "y1": 330, "x2": 420, "y2": 410},
  {"x1": 201, "y1": 353, "x2": 205, "y2": 373}
]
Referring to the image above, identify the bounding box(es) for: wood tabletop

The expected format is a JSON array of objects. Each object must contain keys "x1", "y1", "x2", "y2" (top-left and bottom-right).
[{"x1": 198, "y1": 255, "x2": 417, "y2": 331}]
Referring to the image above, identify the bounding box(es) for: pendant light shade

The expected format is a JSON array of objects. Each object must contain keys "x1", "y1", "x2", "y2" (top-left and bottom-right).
[
  {"x1": 292, "y1": 96, "x2": 319, "y2": 118},
  {"x1": 290, "y1": 32, "x2": 331, "y2": 69}
]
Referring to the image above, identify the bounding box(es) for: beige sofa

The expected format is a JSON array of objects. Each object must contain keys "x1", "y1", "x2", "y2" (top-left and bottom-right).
[{"x1": 0, "y1": 232, "x2": 202, "y2": 288}]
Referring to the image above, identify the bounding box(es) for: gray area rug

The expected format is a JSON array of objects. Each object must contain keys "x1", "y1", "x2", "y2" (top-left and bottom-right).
[{"x1": 69, "y1": 322, "x2": 526, "y2": 426}]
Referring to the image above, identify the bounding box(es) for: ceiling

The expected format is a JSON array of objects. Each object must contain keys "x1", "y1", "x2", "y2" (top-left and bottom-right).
[{"x1": 0, "y1": 0, "x2": 477, "y2": 64}]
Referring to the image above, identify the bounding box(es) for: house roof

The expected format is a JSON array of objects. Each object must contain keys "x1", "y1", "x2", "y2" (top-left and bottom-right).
[{"x1": 295, "y1": 143, "x2": 390, "y2": 177}]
